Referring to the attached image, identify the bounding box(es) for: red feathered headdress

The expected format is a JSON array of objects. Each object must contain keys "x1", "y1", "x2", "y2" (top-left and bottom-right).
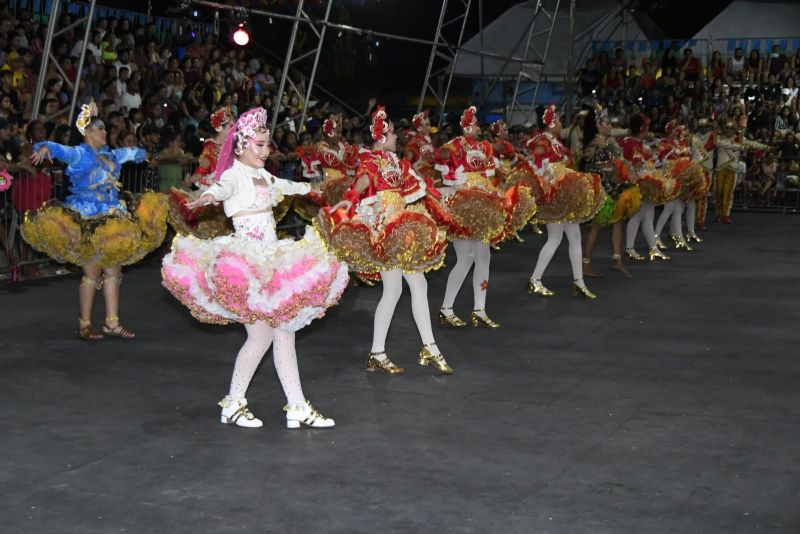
[
  {"x1": 323, "y1": 114, "x2": 341, "y2": 138},
  {"x1": 370, "y1": 106, "x2": 389, "y2": 144},
  {"x1": 490, "y1": 120, "x2": 506, "y2": 136},
  {"x1": 460, "y1": 106, "x2": 477, "y2": 130},
  {"x1": 412, "y1": 109, "x2": 429, "y2": 131},
  {"x1": 210, "y1": 106, "x2": 235, "y2": 132},
  {"x1": 542, "y1": 105, "x2": 557, "y2": 129}
]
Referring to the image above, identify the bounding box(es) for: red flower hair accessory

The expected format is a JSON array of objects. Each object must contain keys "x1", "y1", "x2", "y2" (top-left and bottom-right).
[
  {"x1": 412, "y1": 109, "x2": 429, "y2": 131},
  {"x1": 210, "y1": 106, "x2": 235, "y2": 132},
  {"x1": 323, "y1": 114, "x2": 341, "y2": 138},
  {"x1": 460, "y1": 106, "x2": 477, "y2": 130},
  {"x1": 665, "y1": 119, "x2": 678, "y2": 136},
  {"x1": 370, "y1": 105, "x2": 389, "y2": 143},
  {"x1": 542, "y1": 105, "x2": 557, "y2": 129},
  {"x1": 490, "y1": 119, "x2": 506, "y2": 136}
]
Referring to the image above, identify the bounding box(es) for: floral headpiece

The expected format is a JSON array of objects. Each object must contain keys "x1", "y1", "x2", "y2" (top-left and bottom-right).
[
  {"x1": 412, "y1": 109, "x2": 429, "y2": 131},
  {"x1": 75, "y1": 101, "x2": 98, "y2": 136},
  {"x1": 542, "y1": 105, "x2": 558, "y2": 129},
  {"x1": 323, "y1": 114, "x2": 341, "y2": 138},
  {"x1": 370, "y1": 106, "x2": 389, "y2": 144},
  {"x1": 490, "y1": 120, "x2": 507, "y2": 136},
  {"x1": 595, "y1": 104, "x2": 609, "y2": 127},
  {"x1": 210, "y1": 106, "x2": 236, "y2": 132},
  {"x1": 460, "y1": 106, "x2": 477, "y2": 130},
  {"x1": 215, "y1": 107, "x2": 269, "y2": 180},
  {"x1": 665, "y1": 119, "x2": 678, "y2": 136}
]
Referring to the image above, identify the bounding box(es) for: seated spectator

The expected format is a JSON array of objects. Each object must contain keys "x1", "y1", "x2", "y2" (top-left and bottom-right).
[
  {"x1": 707, "y1": 51, "x2": 726, "y2": 81},
  {"x1": 679, "y1": 48, "x2": 701, "y2": 82},
  {"x1": 728, "y1": 47, "x2": 745, "y2": 83},
  {"x1": 746, "y1": 49, "x2": 763, "y2": 83},
  {"x1": 157, "y1": 131, "x2": 194, "y2": 192},
  {"x1": 767, "y1": 44, "x2": 791, "y2": 80}
]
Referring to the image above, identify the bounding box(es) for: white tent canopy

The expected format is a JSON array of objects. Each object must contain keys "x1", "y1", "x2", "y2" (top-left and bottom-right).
[
  {"x1": 453, "y1": 0, "x2": 649, "y2": 81},
  {"x1": 690, "y1": 1, "x2": 800, "y2": 57}
]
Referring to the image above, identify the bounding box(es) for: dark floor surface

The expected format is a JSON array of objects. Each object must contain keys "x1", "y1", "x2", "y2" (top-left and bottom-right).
[{"x1": 1, "y1": 212, "x2": 799, "y2": 534}]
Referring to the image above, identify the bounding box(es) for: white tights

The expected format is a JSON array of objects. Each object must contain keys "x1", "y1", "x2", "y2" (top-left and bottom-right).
[
  {"x1": 441, "y1": 239, "x2": 491, "y2": 310},
  {"x1": 531, "y1": 223, "x2": 583, "y2": 283},
  {"x1": 626, "y1": 201, "x2": 657, "y2": 250},
  {"x1": 228, "y1": 321, "x2": 305, "y2": 407},
  {"x1": 371, "y1": 269, "x2": 438, "y2": 354},
  {"x1": 684, "y1": 201, "x2": 696, "y2": 234},
  {"x1": 654, "y1": 199, "x2": 685, "y2": 241}
]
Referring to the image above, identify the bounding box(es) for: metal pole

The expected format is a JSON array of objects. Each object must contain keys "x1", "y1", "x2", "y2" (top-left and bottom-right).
[
  {"x1": 437, "y1": 0, "x2": 473, "y2": 127},
  {"x1": 31, "y1": 0, "x2": 61, "y2": 119},
  {"x1": 565, "y1": 0, "x2": 575, "y2": 124},
  {"x1": 297, "y1": 0, "x2": 333, "y2": 129},
  {"x1": 418, "y1": 0, "x2": 449, "y2": 114},
  {"x1": 527, "y1": 0, "x2": 561, "y2": 123},
  {"x1": 68, "y1": 0, "x2": 96, "y2": 124},
  {"x1": 508, "y1": 0, "x2": 544, "y2": 121},
  {"x1": 478, "y1": 0, "x2": 484, "y2": 114},
  {"x1": 270, "y1": 0, "x2": 305, "y2": 134}
]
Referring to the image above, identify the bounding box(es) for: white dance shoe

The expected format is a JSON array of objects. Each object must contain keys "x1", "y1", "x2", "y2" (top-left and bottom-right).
[
  {"x1": 284, "y1": 400, "x2": 335, "y2": 429},
  {"x1": 219, "y1": 397, "x2": 263, "y2": 428}
]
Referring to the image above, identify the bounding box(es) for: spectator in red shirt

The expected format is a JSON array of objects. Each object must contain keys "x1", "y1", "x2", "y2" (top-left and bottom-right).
[{"x1": 679, "y1": 48, "x2": 701, "y2": 82}]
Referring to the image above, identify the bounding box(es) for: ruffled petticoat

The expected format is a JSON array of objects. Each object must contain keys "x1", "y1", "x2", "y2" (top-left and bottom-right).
[
  {"x1": 167, "y1": 188, "x2": 233, "y2": 239},
  {"x1": 528, "y1": 162, "x2": 606, "y2": 224},
  {"x1": 161, "y1": 214, "x2": 349, "y2": 331},
  {"x1": 293, "y1": 168, "x2": 352, "y2": 222},
  {"x1": 441, "y1": 172, "x2": 537, "y2": 245},
  {"x1": 21, "y1": 191, "x2": 168, "y2": 268},
  {"x1": 315, "y1": 190, "x2": 448, "y2": 274},
  {"x1": 635, "y1": 165, "x2": 682, "y2": 205},
  {"x1": 665, "y1": 158, "x2": 710, "y2": 202}
]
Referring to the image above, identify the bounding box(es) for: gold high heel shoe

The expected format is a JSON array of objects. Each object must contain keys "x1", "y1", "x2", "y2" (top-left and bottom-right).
[
  {"x1": 531, "y1": 224, "x2": 544, "y2": 235},
  {"x1": 418, "y1": 343, "x2": 453, "y2": 374},
  {"x1": 655, "y1": 236, "x2": 667, "y2": 250},
  {"x1": 438, "y1": 308, "x2": 466, "y2": 327},
  {"x1": 365, "y1": 351, "x2": 405, "y2": 374},
  {"x1": 471, "y1": 309, "x2": 500, "y2": 328},
  {"x1": 571, "y1": 281, "x2": 597, "y2": 299},
  {"x1": 527, "y1": 279, "x2": 555, "y2": 297},
  {"x1": 626, "y1": 249, "x2": 645, "y2": 261},
  {"x1": 514, "y1": 231, "x2": 525, "y2": 243},
  {"x1": 686, "y1": 232, "x2": 704, "y2": 243},
  {"x1": 674, "y1": 240, "x2": 693, "y2": 251},
  {"x1": 648, "y1": 247, "x2": 670, "y2": 261}
]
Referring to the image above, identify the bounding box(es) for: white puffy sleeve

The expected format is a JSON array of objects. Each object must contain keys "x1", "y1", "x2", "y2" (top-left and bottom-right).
[
  {"x1": 205, "y1": 167, "x2": 238, "y2": 202},
  {"x1": 261, "y1": 169, "x2": 311, "y2": 196}
]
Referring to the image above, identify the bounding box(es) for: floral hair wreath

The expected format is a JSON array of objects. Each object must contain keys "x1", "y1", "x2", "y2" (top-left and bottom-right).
[
  {"x1": 412, "y1": 109, "x2": 430, "y2": 131},
  {"x1": 323, "y1": 114, "x2": 341, "y2": 138},
  {"x1": 370, "y1": 106, "x2": 389, "y2": 144},
  {"x1": 215, "y1": 107, "x2": 269, "y2": 180},
  {"x1": 542, "y1": 105, "x2": 558, "y2": 129},
  {"x1": 490, "y1": 119, "x2": 506, "y2": 136},
  {"x1": 75, "y1": 101, "x2": 99, "y2": 136},
  {"x1": 460, "y1": 106, "x2": 477, "y2": 130},
  {"x1": 210, "y1": 106, "x2": 236, "y2": 132}
]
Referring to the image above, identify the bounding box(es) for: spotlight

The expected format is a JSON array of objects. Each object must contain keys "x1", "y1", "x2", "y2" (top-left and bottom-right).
[{"x1": 232, "y1": 22, "x2": 250, "y2": 46}]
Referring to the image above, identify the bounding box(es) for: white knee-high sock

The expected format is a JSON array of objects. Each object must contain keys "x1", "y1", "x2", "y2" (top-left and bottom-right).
[
  {"x1": 641, "y1": 202, "x2": 657, "y2": 249},
  {"x1": 532, "y1": 223, "x2": 564, "y2": 280},
  {"x1": 670, "y1": 201, "x2": 685, "y2": 239},
  {"x1": 626, "y1": 210, "x2": 642, "y2": 249},
  {"x1": 685, "y1": 201, "x2": 696, "y2": 234},
  {"x1": 472, "y1": 242, "x2": 491, "y2": 309},
  {"x1": 442, "y1": 239, "x2": 475, "y2": 309},
  {"x1": 371, "y1": 269, "x2": 403, "y2": 353},
  {"x1": 272, "y1": 330, "x2": 305, "y2": 407},
  {"x1": 564, "y1": 223, "x2": 584, "y2": 281},
  {"x1": 404, "y1": 272, "x2": 437, "y2": 350},
  {"x1": 228, "y1": 321, "x2": 274, "y2": 399}
]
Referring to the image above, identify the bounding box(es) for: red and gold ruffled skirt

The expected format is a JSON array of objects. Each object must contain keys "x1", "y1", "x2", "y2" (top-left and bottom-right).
[
  {"x1": 528, "y1": 163, "x2": 606, "y2": 224},
  {"x1": 293, "y1": 168, "x2": 352, "y2": 222},
  {"x1": 315, "y1": 191, "x2": 448, "y2": 274},
  {"x1": 636, "y1": 166, "x2": 681, "y2": 205},
  {"x1": 167, "y1": 188, "x2": 233, "y2": 239},
  {"x1": 665, "y1": 158, "x2": 710, "y2": 202},
  {"x1": 21, "y1": 191, "x2": 168, "y2": 268}
]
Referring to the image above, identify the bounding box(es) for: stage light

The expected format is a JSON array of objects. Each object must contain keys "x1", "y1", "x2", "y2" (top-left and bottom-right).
[{"x1": 232, "y1": 22, "x2": 250, "y2": 46}]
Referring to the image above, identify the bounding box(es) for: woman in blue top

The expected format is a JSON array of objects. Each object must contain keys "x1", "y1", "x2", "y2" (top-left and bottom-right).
[{"x1": 22, "y1": 102, "x2": 168, "y2": 340}]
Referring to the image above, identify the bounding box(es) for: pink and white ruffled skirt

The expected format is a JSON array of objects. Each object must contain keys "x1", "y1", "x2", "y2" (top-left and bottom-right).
[{"x1": 161, "y1": 227, "x2": 349, "y2": 332}]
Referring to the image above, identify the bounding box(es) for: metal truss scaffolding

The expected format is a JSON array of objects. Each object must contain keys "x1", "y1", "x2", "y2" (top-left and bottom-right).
[
  {"x1": 32, "y1": 0, "x2": 97, "y2": 124},
  {"x1": 417, "y1": 0, "x2": 472, "y2": 126},
  {"x1": 507, "y1": 0, "x2": 562, "y2": 125}
]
